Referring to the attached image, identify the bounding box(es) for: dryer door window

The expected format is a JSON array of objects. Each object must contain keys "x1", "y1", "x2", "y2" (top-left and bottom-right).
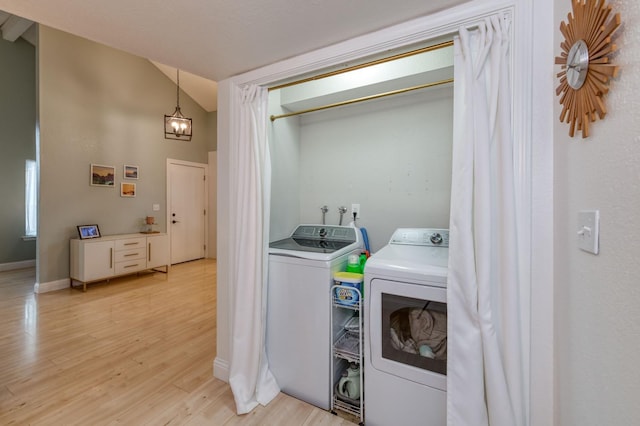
[
  {"x1": 369, "y1": 278, "x2": 447, "y2": 390},
  {"x1": 381, "y1": 293, "x2": 447, "y2": 375}
]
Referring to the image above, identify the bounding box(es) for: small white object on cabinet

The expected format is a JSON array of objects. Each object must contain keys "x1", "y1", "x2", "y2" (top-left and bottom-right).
[{"x1": 70, "y1": 233, "x2": 169, "y2": 291}]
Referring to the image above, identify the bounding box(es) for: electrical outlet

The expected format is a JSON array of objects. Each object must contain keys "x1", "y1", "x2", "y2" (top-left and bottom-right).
[{"x1": 351, "y1": 203, "x2": 360, "y2": 219}]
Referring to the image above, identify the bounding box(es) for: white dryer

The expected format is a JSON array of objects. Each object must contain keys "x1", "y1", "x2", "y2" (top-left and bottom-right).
[
  {"x1": 364, "y1": 228, "x2": 448, "y2": 426},
  {"x1": 267, "y1": 224, "x2": 363, "y2": 410}
]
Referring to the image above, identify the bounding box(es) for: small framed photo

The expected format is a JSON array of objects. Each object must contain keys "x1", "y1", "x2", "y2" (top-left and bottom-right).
[
  {"x1": 77, "y1": 224, "x2": 101, "y2": 239},
  {"x1": 121, "y1": 182, "x2": 136, "y2": 197},
  {"x1": 90, "y1": 164, "x2": 115, "y2": 187},
  {"x1": 124, "y1": 165, "x2": 139, "y2": 179}
]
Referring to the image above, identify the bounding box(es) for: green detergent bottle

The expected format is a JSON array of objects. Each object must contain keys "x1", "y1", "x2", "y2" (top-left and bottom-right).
[
  {"x1": 346, "y1": 254, "x2": 361, "y2": 273},
  {"x1": 359, "y1": 253, "x2": 367, "y2": 298},
  {"x1": 359, "y1": 253, "x2": 367, "y2": 273}
]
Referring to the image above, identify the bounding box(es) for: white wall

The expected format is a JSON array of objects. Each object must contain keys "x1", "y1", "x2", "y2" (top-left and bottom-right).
[
  {"x1": 268, "y1": 89, "x2": 301, "y2": 241},
  {"x1": 296, "y1": 86, "x2": 453, "y2": 251},
  {"x1": 553, "y1": 0, "x2": 640, "y2": 424},
  {"x1": 529, "y1": 0, "x2": 555, "y2": 423}
]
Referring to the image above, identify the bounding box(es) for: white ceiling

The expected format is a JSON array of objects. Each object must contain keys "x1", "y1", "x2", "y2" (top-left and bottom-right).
[
  {"x1": 0, "y1": 0, "x2": 470, "y2": 111},
  {"x1": 150, "y1": 61, "x2": 218, "y2": 112}
]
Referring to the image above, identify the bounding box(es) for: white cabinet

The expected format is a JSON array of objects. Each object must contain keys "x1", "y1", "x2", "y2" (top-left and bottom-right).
[
  {"x1": 70, "y1": 233, "x2": 169, "y2": 291},
  {"x1": 114, "y1": 236, "x2": 147, "y2": 275},
  {"x1": 147, "y1": 234, "x2": 169, "y2": 270},
  {"x1": 76, "y1": 240, "x2": 115, "y2": 282}
]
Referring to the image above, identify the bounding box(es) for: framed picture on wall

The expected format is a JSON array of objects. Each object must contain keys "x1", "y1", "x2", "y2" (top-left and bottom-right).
[
  {"x1": 120, "y1": 182, "x2": 136, "y2": 197},
  {"x1": 90, "y1": 164, "x2": 115, "y2": 187},
  {"x1": 77, "y1": 224, "x2": 101, "y2": 239},
  {"x1": 124, "y1": 164, "x2": 139, "y2": 179}
]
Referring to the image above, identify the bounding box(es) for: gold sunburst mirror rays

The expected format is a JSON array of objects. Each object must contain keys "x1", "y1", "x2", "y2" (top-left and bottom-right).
[{"x1": 555, "y1": 0, "x2": 621, "y2": 138}]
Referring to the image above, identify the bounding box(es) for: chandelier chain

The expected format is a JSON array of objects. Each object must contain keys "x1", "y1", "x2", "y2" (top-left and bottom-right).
[{"x1": 176, "y1": 69, "x2": 180, "y2": 108}]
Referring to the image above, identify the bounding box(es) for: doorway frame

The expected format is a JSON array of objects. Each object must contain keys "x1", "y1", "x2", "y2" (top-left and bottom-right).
[
  {"x1": 166, "y1": 158, "x2": 209, "y2": 262},
  {"x1": 216, "y1": 0, "x2": 554, "y2": 424}
]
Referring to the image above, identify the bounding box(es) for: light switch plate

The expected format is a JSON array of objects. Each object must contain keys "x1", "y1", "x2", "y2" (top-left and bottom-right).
[
  {"x1": 577, "y1": 210, "x2": 599, "y2": 254},
  {"x1": 152, "y1": 204, "x2": 160, "y2": 211}
]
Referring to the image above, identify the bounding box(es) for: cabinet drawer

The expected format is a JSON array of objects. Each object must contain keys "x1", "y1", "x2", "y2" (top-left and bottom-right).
[
  {"x1": 115, "y1": 237, "x2": 146, "y2": 251},
  {"x1": 114, "y1": 248, "x2": 145, "y2": 263},
  {"x1": 115, "y1": 259, "x2": 146, "y2": 275}
]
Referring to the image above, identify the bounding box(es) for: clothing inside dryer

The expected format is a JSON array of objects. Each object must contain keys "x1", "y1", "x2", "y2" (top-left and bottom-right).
[{"x1": 381, "y1": 293, "x2": 447, "y2": 375}]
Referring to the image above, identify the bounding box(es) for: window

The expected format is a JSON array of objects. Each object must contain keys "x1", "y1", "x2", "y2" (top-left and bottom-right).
[{"x1": 25, "y1": 159, "x2": 37, "y2": 237}]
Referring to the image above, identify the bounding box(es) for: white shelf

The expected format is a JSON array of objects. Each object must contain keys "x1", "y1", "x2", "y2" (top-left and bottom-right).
[
  {"x1": 330, "y1": 284, "x2": 364, "y2": 424},
  {"x1": 333, "y1": 395, "x2": 362, "y2": 417},
  {"x1": 334, "y1": 330, "x2": 360, "y2": 363}
]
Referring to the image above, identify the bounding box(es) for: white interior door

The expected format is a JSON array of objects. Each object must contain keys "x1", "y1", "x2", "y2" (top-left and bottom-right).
[{"x1": 168, "y1": 160, "x2": 207, "y2": 264}]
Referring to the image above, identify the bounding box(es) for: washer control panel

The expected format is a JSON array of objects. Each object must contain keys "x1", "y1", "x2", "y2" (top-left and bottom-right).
[
  {"x1": 291, "y1": 225, "x2": 357, "y2": 242},
  {"x1": 389, "y1": 228, "x2": 449, "y2": 247}
]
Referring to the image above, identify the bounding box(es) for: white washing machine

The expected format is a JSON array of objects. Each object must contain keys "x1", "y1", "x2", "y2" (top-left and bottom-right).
[
  {"x1": 364, "y1": 228, "x2": 449, "y2": 426},
  {"x1": 267, "y1": 224, "x2": 363, "y2": 410}
]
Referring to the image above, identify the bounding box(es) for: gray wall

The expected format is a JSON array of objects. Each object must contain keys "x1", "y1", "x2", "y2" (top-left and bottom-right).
[
  {"x1": 0, "y1": 37, "x2": 36, "y2": 264},
  {"x1": 38, "y1": 26, "x2": 211, "y2": 284}
]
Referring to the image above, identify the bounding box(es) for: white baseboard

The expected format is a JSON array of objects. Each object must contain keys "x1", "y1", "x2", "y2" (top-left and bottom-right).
[
  {"x1": 34, "y1": 278, "x2": 71, "y2": 294},
  {"x1": 213, "y1": 357, "x2": 229, "y2": 383},
  {"x1": 0, "y1": 259, "x2": 35, "y2": 272}
]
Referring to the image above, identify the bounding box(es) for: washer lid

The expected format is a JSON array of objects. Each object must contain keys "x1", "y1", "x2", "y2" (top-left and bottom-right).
[
  {"x1": 269, "y1": 224, "x2": 363, "y2": 260},
  {"x1": 269, "y1": 237, "x2": 353, "y2": 253}
]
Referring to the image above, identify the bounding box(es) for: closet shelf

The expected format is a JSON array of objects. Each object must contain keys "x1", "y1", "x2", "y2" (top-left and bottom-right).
[{"x1": 333, "y1": 330, "x2": 361, "y2": 363}]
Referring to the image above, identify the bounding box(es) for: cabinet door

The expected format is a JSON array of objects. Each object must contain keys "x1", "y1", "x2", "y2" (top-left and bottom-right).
[
  {"x1": 83, "y1": 241, "x2": 115, "y2": 281},
  {"x1": 147, "y1": 234, "x2": 169, "y2": 269}
]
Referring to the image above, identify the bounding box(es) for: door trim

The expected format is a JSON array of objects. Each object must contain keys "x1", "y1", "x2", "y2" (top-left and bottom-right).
[{"x1": 166, "y1": 158, "x2": 209, "y2": 262}]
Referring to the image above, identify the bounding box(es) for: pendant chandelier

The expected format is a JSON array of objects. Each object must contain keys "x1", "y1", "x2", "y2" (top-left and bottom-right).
[{"x1": 164, "y1": 69, "x2": 192, "y2": 141}]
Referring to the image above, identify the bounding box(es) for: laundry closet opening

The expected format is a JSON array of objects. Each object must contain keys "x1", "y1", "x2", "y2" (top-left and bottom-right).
[{"x1": 268, "y1": 39, "x2": 455, "y2": 251}]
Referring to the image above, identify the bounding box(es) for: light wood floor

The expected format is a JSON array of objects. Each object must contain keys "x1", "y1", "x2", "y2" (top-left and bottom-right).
[{"x1": 0, "y1": 260, "x2": 354, "y2": 425}]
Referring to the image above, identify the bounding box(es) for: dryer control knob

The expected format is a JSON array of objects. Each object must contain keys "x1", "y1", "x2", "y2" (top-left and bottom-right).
[{"x1": 430, "y1": 233, "x2": 443, "y2": 245}]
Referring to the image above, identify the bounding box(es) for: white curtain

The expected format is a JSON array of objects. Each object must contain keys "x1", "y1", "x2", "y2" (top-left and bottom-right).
[
  {"x1": 228, "y1": 84, "x2": 280, "y2": 414},
  {"x1": 447, "y1": 14, "x2": 526, "y2": 426}
]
